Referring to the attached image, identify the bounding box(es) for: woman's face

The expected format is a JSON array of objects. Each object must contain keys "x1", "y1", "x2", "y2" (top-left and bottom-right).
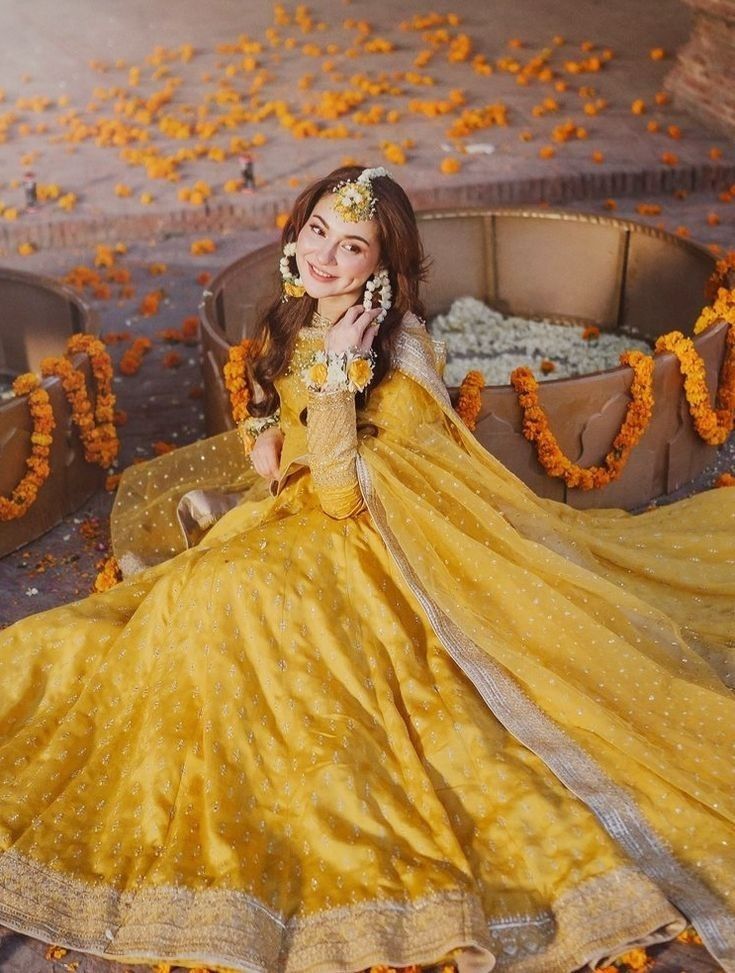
[{"x1": 295, "y1": 193, "x2": 381, "y2": 305}]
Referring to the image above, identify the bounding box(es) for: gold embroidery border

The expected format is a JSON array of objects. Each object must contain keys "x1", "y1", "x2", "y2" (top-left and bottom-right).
[
  {"x1": 0, "y1": 849, "x2": 494, "y2": 972},
  {"x1": 355, "y1": 453, "x2": 735, "y2": 973},
  {"x1": 0, "y1": 848, "x2": 695, "y2": 973}
]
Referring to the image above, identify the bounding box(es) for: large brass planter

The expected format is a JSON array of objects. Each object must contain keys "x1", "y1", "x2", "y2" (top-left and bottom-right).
[
  {"x1": 0, "y1": 267, "x2": 102, "y2": 557},
  {"x1": 199, "y1": 208, "x2": 727, "y2": 510}
]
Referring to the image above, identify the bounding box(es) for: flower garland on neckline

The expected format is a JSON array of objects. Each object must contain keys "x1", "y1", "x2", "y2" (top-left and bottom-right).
[{"x1": 0, "y1": 374, "x2": 55, "y2": 522}]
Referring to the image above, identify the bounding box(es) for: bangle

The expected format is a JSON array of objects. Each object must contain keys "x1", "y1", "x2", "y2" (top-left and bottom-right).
[
  {"x1": 239, "y1": 409, "x2": 280, "y2": 454},
  {"x1": 302, "y1": 347, "x2": 376, "y2": 394}
]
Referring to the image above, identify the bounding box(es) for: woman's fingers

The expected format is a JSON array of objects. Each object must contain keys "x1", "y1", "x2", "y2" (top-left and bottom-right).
[
  {"x1": 358, "y1": 321, "x2": 380, "y2": 351},
  {"x1": 327, "y1": 306, "x2": 382, "y2": 354},
  {"x1": 251, "y1": 432, "x2": 283, "y2": 479}
]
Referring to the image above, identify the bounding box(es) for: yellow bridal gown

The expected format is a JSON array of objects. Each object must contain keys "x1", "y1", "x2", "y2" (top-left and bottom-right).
[{"x1": 0, "y1": 314, "x2": 734, "y2": 973}]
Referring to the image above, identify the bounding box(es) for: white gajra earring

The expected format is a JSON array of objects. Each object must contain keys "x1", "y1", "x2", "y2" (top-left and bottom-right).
[
  {"x1": 280, "y1": 242, "x2": 305, "y2": 300},
  {"x1": 362, "y1": 268, "x2": 392, "y2": 324}
]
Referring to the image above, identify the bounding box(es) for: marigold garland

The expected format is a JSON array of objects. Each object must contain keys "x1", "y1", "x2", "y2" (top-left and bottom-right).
[
  {"x1": 510, "y1": 350, "x2": 654, "y2": 490},
  {"x1": 41, "y1": 334, "x2": 120, "y2": 468},
  {"x1": 654, "y1": 329, "x2": 734, "y2": 446},
  {"x1": 0, "y1": 374, "x2": 56, "y2": 522},
  {"x1": 657, "y1": 286, "x2": 735, "y2": 447},
  {"x1": 455, "y1": 370, "x2": 484, "y2": 431},
  {"x1": 223, "y1": 339, "x2": 254, "y2": 424},
  {"x1": 505, "y1": 285, "x2": 735, "y2": 490}
]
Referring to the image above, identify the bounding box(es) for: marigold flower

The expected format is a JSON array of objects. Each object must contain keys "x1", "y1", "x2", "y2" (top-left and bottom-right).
[
  {"x1": 94, "y1": 556, "x2": 122, "y2": 592},
  {"x1": 163, "y1": 351, "x2": 183, "y2": 368},
  {"x1": 45, "y1": 946, "x2": 68, "y2": 961},
  {"x1": 591, "y1": 150, "x2": 604, "y2": 163},
  {"x1": 649, "y1": 48, "x2": 666, "y2": 60},
  {"x1": 114, "y1": 183, "x2": 133, "y2": 197},
  {"x1": 603, "y1": 198, "x2": 617, "y2": 210},
  {"x1": 667, "y1": 124, "x2": 682, "y2": 139},
  {"x1": 138, "y1": 290, "x2": 164, "y2": 316},
  {"x1": 709, "y1": 147, "x2": 723, "y2": 160},
  {"x1": 635, "y1": 203, "x2": 662, "y2": 216},
  {"x1": 582, "y1": 325, "x2": 600, "y2": 340},
  {"x1": 148, "y1": 262, "x2": 167, "y2": 276},
  {"x1": 539, "y1": 146, "x2": 556, "y2": 159},
  {"x1": 119, "y1": 336, "x2": 153, "y2": 375},
  {"x1": 57, "y1": 192, "x2": 77, "y2": 211},
  {"x1": 616, "y1": 947, "x2": 651, "y2": 971},
  {"x1": 17, "y1": 241, "x2": 36, "y2": 256},
  {"x1": 631, "y1": 99, "x2": 646, "y2": 115},
  {"x1": 646, "y1": 120, "x2": 660, "y2": 133},
  {"x1": 191, "y1": 238, "x2": 216, "y2": 255},
  {"x1": 440, "y1": 157, "x2": 461, "y2": 174},
  {"x1": 153, "y1": 440, "x2": 177, "y2": 455},
  {"x1": 707, "y1": 213, "x2": 721, "y2": 226},
  {"x1": 661, "y1": 151, "x2": 678, "y2": 166},
  {"x1": 94, "y1": 245, "x2": 116, "y2": 268},
  {"x1": 381, "y1": 142, "x2": 407, "y2": 165}
]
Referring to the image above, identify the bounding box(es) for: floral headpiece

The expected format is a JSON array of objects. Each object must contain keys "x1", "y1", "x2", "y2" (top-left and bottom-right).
[{"x1": 332, "y1": 167, "x2": 391, "y2": 223}]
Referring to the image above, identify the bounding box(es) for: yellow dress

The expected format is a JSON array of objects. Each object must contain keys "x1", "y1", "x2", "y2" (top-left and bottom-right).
[{"x1": 0, "y1": 316, "x2": 734, "y2": 973}]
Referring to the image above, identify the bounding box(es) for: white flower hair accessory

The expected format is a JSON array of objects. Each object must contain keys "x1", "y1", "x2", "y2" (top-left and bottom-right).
[
  {"x1": 280, "y1": 241, "x2": 305, "y2": 299},
  {"x1": 362, "y1": 267, "x2": 392, "y2": 325},
  {"x1": 332, "y1": 166, "x2": 392, "y2": 223}
]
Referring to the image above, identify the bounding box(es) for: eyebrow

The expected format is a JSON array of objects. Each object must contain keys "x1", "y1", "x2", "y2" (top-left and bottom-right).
[{"x1": 311, "y1": 213, "x2": 371, "y2": 246}]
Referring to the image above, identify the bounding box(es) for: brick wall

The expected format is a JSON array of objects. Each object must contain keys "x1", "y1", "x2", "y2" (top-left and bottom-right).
[
  {"x1": 665, "y1": 0, "x2": 735, "y2": 137},
  {"x1": 2, "y1": 162, "x2": 735, "y2": 256}
]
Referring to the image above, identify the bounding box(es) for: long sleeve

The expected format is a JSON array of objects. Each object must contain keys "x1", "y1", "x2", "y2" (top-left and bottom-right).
[{"x1": 306, "y1": 386, "x2": 365, "y2": 519}]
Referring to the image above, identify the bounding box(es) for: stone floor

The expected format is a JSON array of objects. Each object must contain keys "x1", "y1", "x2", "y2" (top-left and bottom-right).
[{"x1": 0, "y1": 1, "x2": 734, "y2": 971}]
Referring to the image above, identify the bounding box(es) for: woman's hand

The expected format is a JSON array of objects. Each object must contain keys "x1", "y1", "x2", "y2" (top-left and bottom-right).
[
  {"x1": 250, "y1": 427, "x2": 284, "y2": 480},
  {"x1": 325, "y1": 305, "x2": 382, "y2": 356}
]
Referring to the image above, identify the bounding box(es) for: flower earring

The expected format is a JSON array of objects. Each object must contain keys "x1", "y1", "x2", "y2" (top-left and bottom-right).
[
  {"x1": 362, "y1": 268, "x2": 392, "y2": 324},
  {"x1": 280, "y1": 242, "x2": 305, "y2": 300}
]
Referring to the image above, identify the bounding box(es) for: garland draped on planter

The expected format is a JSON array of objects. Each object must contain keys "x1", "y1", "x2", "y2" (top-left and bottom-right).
[
  {"x1": 0, "y1": 375, "x2": 55, "y2": 521},
  {"x1": 510, "y1": 351, "x2": 654, "y2": 491},
  {"x1": 503, "y1": 287, "x2": 735, "y2": 490},
  {"x1": 223, "y1": 338, "x2": 254, "y2": 424},
  {"x1": 41, "y1": 334, "x2": 120, "y2": 469},
  {"x1": 0, "y1": 335, "x2": 119, "y2": 522}
]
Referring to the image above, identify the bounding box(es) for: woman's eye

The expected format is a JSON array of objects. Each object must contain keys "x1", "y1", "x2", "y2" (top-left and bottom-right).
[
  {"x1": 310, "y1": 224, "x2": 324, "y2": 236},
  {"x1": 343, "y1": 243, "x2": 360, "y2": 253}
]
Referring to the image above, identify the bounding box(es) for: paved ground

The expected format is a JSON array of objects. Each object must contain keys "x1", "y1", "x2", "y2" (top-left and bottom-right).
[{"x1": 0, "y1": 1, "x2": 734, "y2": 971}]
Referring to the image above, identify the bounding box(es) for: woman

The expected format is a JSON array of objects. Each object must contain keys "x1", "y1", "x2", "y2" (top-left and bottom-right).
[{"x1": 0, "y1": 166, "x2": 733, "y2": 973}]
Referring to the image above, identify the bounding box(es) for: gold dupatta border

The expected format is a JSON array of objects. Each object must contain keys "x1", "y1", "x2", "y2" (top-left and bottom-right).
[
  {"x1": 0, "y1": 847, "x2": 690, "y2": 973},
  {"x1": 360, "y1": 325, "x2": 735, "y2": 972}
]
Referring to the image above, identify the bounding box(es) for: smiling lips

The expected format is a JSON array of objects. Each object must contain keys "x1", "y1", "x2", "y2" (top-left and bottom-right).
[{"x1": 307, "y1": 261, "x2": 338, "y2": 281}]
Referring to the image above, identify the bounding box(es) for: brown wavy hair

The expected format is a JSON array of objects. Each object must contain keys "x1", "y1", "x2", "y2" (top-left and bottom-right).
[{"x1": 248, "y1": 165, "x2": 429, "y2": 416}]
